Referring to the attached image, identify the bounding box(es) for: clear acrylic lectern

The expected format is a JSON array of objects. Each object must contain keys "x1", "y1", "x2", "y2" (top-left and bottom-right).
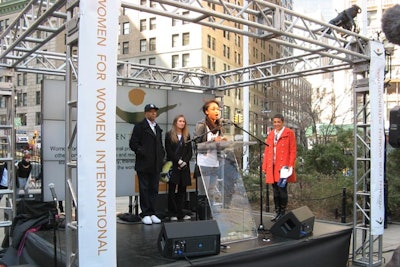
[{"x1": 196, "y1": 141, "x2": 258, "y2": 243}]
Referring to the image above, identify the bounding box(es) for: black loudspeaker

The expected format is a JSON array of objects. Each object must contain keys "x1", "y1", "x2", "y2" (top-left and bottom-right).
[
  {"x1": 270, "y1": 206, "x2": 315, "y2": 239},
  {"x1": 158, "y1": 220, "x2": 221, "y2": 259},
  {"x1": 389, "y1": 106, "x2": 400, "y2": 148},
  {"x1": 197, "y1": 195, "x2": 211, "y2": 220}
]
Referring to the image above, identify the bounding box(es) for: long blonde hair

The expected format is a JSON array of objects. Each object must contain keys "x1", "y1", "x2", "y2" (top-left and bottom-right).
[{"x1": 170, "y1": 114, "x2": 189, "y2": 143}]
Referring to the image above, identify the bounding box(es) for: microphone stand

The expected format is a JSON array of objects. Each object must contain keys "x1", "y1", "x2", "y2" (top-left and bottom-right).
[
  {"x1": 227, "y1": 121, "x2": 268, "y2": 232},
  {"x1": 49, "y1": 195, "x2": 58, "y2": 267}
]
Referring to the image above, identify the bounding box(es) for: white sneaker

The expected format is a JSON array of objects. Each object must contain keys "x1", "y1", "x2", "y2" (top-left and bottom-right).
[
  {"x1": 183, "y1": 215, "x2": 191, "y2": 220},
  {"x1": 150, "y1": 215, "x2": 161, "y2": 224},
  {"x1": 170, "y1": 216, "x2": 178, "y2": 221},
  {"x1": 142, "y1": 216, "x2": 152, "y2": 225}
]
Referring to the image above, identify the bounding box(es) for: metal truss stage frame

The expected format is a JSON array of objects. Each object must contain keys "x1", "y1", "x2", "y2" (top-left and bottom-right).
[{"x1": 0, "y1": 0, "x2": 385, "y2": 266}]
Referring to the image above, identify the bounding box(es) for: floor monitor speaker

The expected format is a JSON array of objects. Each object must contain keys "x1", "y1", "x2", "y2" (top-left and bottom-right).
[
  {"x1": 270, "y1": 206, "x2": 315, "y2": 239},
  {"x1": 158, "y1": 220, "x2": 220, "y2": 259}
]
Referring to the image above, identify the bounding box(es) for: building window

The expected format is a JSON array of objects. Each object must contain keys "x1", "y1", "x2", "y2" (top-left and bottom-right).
[
  {"x1": 235, "y1": 89, "x2": 241, "y2": 100},
  {"x1": 212, "y1": 37, "x2": 216, "y2": 50},
  {"x1": 182, "y1": 11, "x2": 189, "y2": 24},
  {"x1": 207, "y1": 56, "x2": 216, "y2": 71},
  {"x1": 182, "y1": 32, "x2": 189, "y2": 46},
  {"x1": 223, "y1": 106, "x2": 231, "y2": 133},
  {"x1": 172, "y1": 34, "x2": 179, "y2": 47},
  {"x1": 139, "y1": 59, "x2": 146, "y2": 64},
  {"x1": 17, "y1": 74, "x2": 22, "y2": 86},
  {"x1": 149, "y1": 58, "x2": 156, "y2": 65},
  {"x1": 36, "y1": 74, "x2": 43, "y2": 84},
  {"x1": 182, "y1": 53, "x2": 189, "y2": 67},
  {"x1": 0, "y1": 97, "x2": 5, "y2": 108},
  {"x1": 35, "y1": 112, "x2": 41, "y2": 125},
  {"x1": 207, "y1": 35, "x2": 211, "y2": 49},
  {"x1": 22, "y1": 92, "x2": 27, "y2": 106},
  {"x1": 122, "y1": 41, "x2": 129, "y2": 54},
  {"x1": 223, "y1": 30, "x2": 230, "y2": 40},
  {"x1": 36, "y1": 91, "x2": 41, "y2": 105},
  {"x1": 149, "y1": 38, "x2": 156, "y2": 51},
  {"x1": 140, "y1": 0, "x2": 146, "y2": 5},
  {"x1": 16, "y1": 92, "x2": 27, "y2": 107},
  {"x1": 149, "y1": 17, "x2": 156, "y2": 30},
  {"x1": 172, "y1": 55, "x2": 179, "y2": 68},
  {"x1": 140, "y1": 19, "x2": 146, "y2": 31},
  {"x1": 122, "y1": 22, "x2": 130, "y2": 35},
  {"x1": 140, "y1": 39, "x2": 147, "y2": 52},
  {"x1": 172, "y1": 18, "x2": 178, "y2": 26},
  {"x1": 23, "y1": 73, "x2": 27, "y2": 85},
  {"x1": 16, "y1": 113, "x2": 27, "y2": 126}
]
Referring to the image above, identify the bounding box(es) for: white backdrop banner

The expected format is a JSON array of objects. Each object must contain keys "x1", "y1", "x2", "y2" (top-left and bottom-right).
[
  {"x1": 76, "y1": 0, "x2": 120, "y2": 265},
  {"x1": 369, "y1": 41, "x2": 385, "y2": 236}
]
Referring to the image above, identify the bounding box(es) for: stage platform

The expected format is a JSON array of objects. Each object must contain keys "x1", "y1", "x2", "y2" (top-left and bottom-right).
[{"x1": 2, "y1": 211, "x2": 352, "y2": 267}]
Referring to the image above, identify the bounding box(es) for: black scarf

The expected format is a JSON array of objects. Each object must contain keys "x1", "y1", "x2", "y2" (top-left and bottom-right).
[{"x1": 205, "y1": 116, "x2": 221, "y2": 135}]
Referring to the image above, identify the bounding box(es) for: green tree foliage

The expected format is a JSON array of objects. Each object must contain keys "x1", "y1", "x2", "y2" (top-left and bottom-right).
[
  {"x1": 386, "y1": 147, "x2": 400, "y2": 221},
  {"x1": 301, "y1": 128, "x2": 353, "y2": 175}
]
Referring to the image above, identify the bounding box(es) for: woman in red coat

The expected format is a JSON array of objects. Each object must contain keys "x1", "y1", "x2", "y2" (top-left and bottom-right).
[{"x1": 262, "y1": 114, "x2": 297, "y2": 222}]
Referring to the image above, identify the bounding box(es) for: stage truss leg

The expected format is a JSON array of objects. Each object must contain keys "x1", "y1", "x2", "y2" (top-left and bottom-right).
[
  {"x1": 351, "y1": 41, "x2": 384, "y2": 267},
  {"x1": 65, "y1": 1, "x2": 79, "y2": 266}
]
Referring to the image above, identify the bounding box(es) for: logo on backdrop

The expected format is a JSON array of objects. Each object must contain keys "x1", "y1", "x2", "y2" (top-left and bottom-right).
[{"x1": 116, "y1": 88, "x2": 177, "y2": 124}]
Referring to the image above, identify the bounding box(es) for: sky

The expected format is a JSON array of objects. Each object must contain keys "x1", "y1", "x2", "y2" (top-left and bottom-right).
[{"x1": 293, "y1": 0, "x2": 338, "y2": 22}]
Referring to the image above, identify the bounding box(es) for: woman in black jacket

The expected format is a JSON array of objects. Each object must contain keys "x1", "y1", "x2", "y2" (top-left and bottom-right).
[
  {"x1": 17, "y1": 154, "x2": 32, "y2": 196},
  {"x1": 165, "y1": 114, "x2": 193, "y2": 221}
]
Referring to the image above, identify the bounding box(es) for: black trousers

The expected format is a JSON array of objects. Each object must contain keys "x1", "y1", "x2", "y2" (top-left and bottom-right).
[
  {"x1": 272, "y1": 182, "x2": 288, "y2": 210},
  {"x1": 168, "y1": 182, "x2": 187, "y2": 219},
  {"x1": 137, "y1": 171, "x2": 159, "y2": 217}
]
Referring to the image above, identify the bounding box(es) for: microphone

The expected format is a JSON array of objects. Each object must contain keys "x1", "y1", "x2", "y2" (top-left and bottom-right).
[
  {"x1": 220, "y1": 118, "x2": 234, "y2": 125},
  {"x1": 382, "y1": 4, "x2": 400, "y2": 45},
  {"x1": 48, "y1": 183, "x2": 58, "y2": 202}
]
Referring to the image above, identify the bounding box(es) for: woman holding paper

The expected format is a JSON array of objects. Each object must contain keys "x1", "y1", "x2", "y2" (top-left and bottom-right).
[{"x1": 262, "y1": 113, "x2": 297, "y2": 222}]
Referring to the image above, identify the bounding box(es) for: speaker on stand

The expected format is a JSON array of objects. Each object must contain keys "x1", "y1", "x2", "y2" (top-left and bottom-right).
[{"x1": 270, "y1": 206, "x2": 315, "y2": 239}]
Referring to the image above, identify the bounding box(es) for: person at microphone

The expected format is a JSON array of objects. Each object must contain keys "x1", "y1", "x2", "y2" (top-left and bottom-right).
[
  {"x1": 194, "y1": 100, "x2": 227, "y2": 209},
  {"x1": 165, "y1": 114, "x2": 193, "y2": 221},
  {"x1": 262, "y1": 113, "x2": 297, "y2": 222}
]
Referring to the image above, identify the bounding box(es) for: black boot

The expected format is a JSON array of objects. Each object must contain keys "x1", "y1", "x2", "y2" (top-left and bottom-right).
[
  {"x1": 271, "y1": 210, "x2": 281, "y2": 222},
  {"x1": 275, "y1": 209, "x2": 286, "y2": 221},
  {"x1": 271, "y1": 197, "x2": 281, "y2": 222},
  {"x1": 276, "y1": 199, "x2": 287, "y2": 221}
]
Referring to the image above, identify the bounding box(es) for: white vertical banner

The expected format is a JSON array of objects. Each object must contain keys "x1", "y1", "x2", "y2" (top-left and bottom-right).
[
  {"x1": 77, "y1": 0, "x2": 120, "y2": 266},
  {"x1": 369, "y1": 41, "x2": 385, "y2": 236}
]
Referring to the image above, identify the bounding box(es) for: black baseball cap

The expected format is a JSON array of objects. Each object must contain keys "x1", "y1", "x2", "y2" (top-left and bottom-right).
[{"x1": 144, "y1": 104, "x2": 159, "y2": 112}]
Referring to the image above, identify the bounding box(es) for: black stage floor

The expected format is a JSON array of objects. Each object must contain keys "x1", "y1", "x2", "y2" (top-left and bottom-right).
[{"x1": 4, "y1": 211, "x2": 353, "y2": 267}]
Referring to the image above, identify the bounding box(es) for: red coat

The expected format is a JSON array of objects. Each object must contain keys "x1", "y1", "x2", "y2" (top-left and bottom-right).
[{"x1": 262, "y1": 127, "x2": 297, "y2": 184}]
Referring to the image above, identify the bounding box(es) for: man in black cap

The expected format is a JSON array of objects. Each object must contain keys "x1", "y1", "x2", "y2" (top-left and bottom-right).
[{"x1": 129, "y1": 103, "x2": 165, "y2": 225}]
